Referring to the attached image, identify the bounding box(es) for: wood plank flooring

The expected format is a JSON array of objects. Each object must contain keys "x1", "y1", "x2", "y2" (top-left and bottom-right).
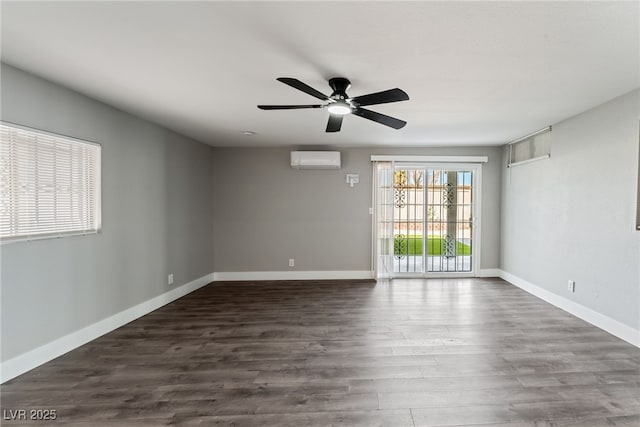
[{"x1": 1, "y1": 278, "x2": 639, "y2": 426}]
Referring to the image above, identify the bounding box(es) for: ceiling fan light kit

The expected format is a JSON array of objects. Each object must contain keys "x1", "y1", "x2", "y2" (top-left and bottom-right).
[
  {"x1": 258, "y1": 77, "x2": 409, "y2": 133},
  {"x1": 326, "y1": 101, "x2": 352, "y2": 115}
]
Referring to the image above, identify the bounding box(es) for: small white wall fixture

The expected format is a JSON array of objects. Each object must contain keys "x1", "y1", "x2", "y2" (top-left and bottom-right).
[{"x1": 346, "y1": 173, "x2": 359, "y2": 187}]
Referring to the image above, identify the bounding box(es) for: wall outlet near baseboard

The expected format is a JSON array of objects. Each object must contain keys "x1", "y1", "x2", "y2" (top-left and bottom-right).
[
  {"x1": 168, "y1": 274, "x2": 174, "y2": 285},
  {"x1": 288, "y1": 259, "x2": 295, "y2": 267},
  {"x1": 567, "y1": 280, "x2": 575, "y2": 293}
]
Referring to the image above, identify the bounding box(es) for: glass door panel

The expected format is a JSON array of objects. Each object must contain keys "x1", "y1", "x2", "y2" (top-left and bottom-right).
[
  {"x1": 425, "y1": 169, "x2": 473, "y2": 273},
  {"x1": 393, "y1": 168, "x2": 425, "y2": 274}
]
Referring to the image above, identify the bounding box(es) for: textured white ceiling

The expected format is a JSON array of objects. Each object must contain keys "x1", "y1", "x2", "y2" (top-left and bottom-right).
[{"x1": 1, "y1": 1, "x2": 638, "y2": 147}]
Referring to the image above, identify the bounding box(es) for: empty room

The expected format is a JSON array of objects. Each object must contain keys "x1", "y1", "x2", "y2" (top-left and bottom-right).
[{"x1": 1, "y1": 1, "x2": 638, "y2": 426}]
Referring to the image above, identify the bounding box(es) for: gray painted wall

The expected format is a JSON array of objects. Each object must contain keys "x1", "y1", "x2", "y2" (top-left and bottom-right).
[
  {"x1": 1, "y1": 64, "x2": 215, "y2": 362},
  {"x1": 213, "y1": 146, "x2": 502, "y2": 272},
  {"x1": 500, "y1": 90, "x2": 640, "y2": 330}
]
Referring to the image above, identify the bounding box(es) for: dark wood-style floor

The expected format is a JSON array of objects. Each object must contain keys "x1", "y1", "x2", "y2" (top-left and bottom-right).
[{"x1": 1, "y1": 278, "x2": 639, "y2": 426}]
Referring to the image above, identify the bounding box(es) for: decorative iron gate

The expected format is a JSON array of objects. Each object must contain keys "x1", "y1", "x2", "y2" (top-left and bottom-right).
[{"x1": 392, "y1": 166, "x2": 476, "y2": 275}]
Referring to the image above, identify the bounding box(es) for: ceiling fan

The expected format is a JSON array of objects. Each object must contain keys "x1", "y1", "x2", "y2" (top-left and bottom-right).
[{"x1": 258, "y1": 77, "x2": 409, "y2": 132}]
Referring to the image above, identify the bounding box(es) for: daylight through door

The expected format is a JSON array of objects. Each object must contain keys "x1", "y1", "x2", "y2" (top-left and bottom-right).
[{"x1": 392, "y1": 165, "x2": 476, "y2": 275}]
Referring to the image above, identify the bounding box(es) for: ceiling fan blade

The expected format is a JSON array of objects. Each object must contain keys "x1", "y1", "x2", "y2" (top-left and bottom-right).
[
  {"x1": 350, "y1": 88, "x2": 409, "y2": 107},
  {"x1": 257, "y1": 104, "x2": 323, "y2": 110},
  {"x1": 277, "y1": 77, "x2": 331, "y2": 101},
  {"x1": 352, "y1": 107, "x2": 407, "y2": 129},
  {"x1": 326, "y1": 114, "x2": 343, "y2": 132}
]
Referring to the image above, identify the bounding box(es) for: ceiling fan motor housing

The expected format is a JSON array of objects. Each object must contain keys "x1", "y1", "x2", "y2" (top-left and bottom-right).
[{"x1": 329, "y1": 77, "x2": 351, "y2": 99}]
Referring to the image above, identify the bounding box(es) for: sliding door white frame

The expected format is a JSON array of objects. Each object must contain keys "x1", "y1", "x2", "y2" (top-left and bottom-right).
[{"x1": 372, "y1": 157, "x2": 484, "y2": 279}]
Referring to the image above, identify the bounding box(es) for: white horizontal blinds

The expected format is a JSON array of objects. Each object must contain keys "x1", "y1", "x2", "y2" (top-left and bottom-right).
[
  {"x1": 0, "y1": 123, "x2": 101, "y2": 243},
  {"x1": 508, "y1": 127, "x2": 551, "y2": 167}
]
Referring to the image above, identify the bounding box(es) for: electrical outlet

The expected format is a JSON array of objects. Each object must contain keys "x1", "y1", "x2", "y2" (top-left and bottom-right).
[
  {"x1": 567, "y1": 280, "x2": 575, "y2": 293},
  {"x1": 168, "y1": 274, "x2": 174, "y2": 285},
  {"x1": 288, "y1": 258, "x2": 295, "y2": 267}
]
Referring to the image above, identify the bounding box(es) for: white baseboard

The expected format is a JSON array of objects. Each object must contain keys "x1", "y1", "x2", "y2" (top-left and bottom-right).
[
  {"x1": 499, "y1": 270, "x2": 640, "y2": 348},
  {"x1": 477, "y1": 268, "x2": 501, "y2": 278},
  {"x1": 213, "y1": 270, "x2": 375, "y2": 281},
  {"x1": 0, "y1": 272, "x2": 215, "y2": 384}
]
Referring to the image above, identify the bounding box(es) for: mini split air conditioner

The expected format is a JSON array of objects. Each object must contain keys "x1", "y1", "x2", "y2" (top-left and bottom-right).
[{"x1": 290, "y1": 151, "x2": 341, "y2": 170}]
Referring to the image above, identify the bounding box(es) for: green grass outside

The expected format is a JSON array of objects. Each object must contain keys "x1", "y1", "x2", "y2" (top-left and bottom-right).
[{"x1": 386, "y1": 236, "x2": 471, "y2": 256}]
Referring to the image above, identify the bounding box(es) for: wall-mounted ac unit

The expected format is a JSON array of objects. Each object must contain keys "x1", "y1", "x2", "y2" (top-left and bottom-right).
[{"x1": 290, "y1": 151, "x2": 341, "y2": 170}]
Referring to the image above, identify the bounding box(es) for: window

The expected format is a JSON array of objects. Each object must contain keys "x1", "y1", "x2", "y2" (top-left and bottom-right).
[
  {"x1": 0, "y1": 122, "x2": 101, "y2": 243},
  {"x1": 508, "y1": 126, "x2": 551, "y2": 167}
]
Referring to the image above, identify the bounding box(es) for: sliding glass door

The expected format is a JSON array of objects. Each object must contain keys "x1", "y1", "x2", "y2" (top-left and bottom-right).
[{"x1": 384, "y1": 163, "x2": 480, "y2": 277}]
